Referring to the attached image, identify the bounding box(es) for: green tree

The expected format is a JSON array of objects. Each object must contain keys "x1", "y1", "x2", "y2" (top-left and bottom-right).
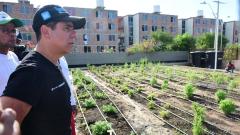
[
  {"x1": 151, "y1": 31, "x2": 173, "y2": 51},
  {"x1": 223, "y1": 44, "x2": 239, "y2": 60},
  {"x1": 173, "y1": 33, "x2": 196, "y2": 51},
  {"x1": 196, "y1": 33, "x2": 228, "y2": 50}
]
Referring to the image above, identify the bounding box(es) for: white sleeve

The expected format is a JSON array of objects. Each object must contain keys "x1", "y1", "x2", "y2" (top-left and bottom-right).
[{"x1": 59, "y1": 57, "x2": 76, "y2": 106}]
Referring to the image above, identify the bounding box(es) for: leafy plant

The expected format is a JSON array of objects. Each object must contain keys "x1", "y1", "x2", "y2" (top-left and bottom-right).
[
  {"x1": 215, "y1": 90, "x2": 226, "y2": 103},
  {"x1": 128, "y1": 89, "x2": 135, "y2": 97},
  {"x1": 219, "y1": 99, "x2": 236, "y2": 115},
  {"x1": 102, "y1": 104, "x2": 118, "y2": 115},
  {"x1": 147, "y1": 93, "x2": 156, "y2": 100},
  {"x1": 90, "y1": 121, "x2": 112, "y2": 135},
  {"x1": 147, "y1": 100, "x2": 155, "y2": 110},
  {"x1": 149, "y1": 76, "x2": 157, "y2": 86},
  {"x1": 163, "y1": 103, "x2": 172, "y2": 109},
  {"x1": 159, "y1": 110, "x2": 170, "y2": 119},
  {"x1": 192, "y1": 103, "x2": 205, "y2": 135},
  {"x1": 161, "y1": 80, "x2": 169, "y2": 90},
  {"x1": 184, "y1": 83, "x2": 196, "y2": 99},
  {"x1": 136, "y1": 87, "x2": 144, "y2": 93},
  {"x1": 78, "y1": 92, "x2": 90, "y2": 100},
  {"x1": 83, "y1": 98, "x2": 96, "y2": 109},
  {"x1": 94, "y1": 92, "x2": 107, "y2": 99},
  {"x1": 87, "y1": 82, "x2": 97, "y2": 91}
]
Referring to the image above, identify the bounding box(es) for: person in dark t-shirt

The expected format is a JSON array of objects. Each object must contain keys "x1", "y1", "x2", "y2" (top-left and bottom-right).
[{"x1": 0, "y1": 5, "x2": 85, "y2": 135}]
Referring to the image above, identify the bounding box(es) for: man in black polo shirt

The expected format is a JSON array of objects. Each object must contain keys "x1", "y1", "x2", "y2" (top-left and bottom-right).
[{"x1": 0, "y1": 5, "x2": 85, "y2": 135}]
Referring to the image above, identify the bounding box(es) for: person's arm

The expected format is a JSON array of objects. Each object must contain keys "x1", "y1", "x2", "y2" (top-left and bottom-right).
[{"x1": 0, "y1": 97, "x2": 31, "y2": 124}]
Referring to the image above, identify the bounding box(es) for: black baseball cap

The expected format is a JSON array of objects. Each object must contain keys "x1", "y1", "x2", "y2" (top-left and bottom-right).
[{"x1": 32, "y1": 5, "x2": 86, "y2": 33}]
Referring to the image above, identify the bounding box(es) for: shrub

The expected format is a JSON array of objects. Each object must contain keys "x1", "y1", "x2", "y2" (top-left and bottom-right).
[
  {"x1": 83, "y1": 98, "x2": 96, "y2": 109},
  {"x1": 215, "y1": 90, "x2": 226, "y2": 103},
  {"x1": 219, "y1": 99, "x2": 236, "y2": 115},
  {"x1": 184, "y1": 83, "x2": 196, "y2": 99},
  {"x1": 102, "y1": 104, "x2": 118, "y2": 115},
  {"x1": 90, "y1": 121, "x2": 112, "y2": 135}
]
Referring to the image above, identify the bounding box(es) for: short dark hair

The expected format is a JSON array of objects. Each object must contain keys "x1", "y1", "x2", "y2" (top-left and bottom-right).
[{"x1": 35, "y1": 21, "x2": 58, "y2": 42}]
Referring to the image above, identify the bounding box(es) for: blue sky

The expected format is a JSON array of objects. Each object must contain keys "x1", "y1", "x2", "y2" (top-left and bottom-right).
[{"x1": 5, "y1": 0, "x2": 239, "y2": 22}]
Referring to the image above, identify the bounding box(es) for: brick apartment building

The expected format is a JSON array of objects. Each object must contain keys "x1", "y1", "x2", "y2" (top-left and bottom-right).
[
  {"x1": 64, "y1": 6, "x2": 119, "y2": 53},
  {"x1": 224, "y1": 21, "x2": 240, "y2": 44},
  {"x1": 121, "y1": 6, "x2": 178, "y2": 48}
]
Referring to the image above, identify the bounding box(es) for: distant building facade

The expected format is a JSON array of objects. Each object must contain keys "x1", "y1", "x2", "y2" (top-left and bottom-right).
[
  {"x1": 122, "y1": 13, "x2": 178, "y2": 48},
  {"x1": 64, "y1": 6, "x2": 119, "y2": 53},
  {"x1": 224, "y1": 21, "x2": 240, "y2": 44},
  {"x1": 178, "y1": 16, "x2": 222, "y2": 37}
]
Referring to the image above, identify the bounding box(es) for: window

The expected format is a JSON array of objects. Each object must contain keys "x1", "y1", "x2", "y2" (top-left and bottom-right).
[
  {"x1": 152, "y1": 26, "x2": 157, "y2": 31},
  {"x1": 96, "y1": 34, "x2": 100, "y2": 41},
  {"x1": 129, "y1": 37, "x2": 133, "y2": 45},
  {"x1": 3, "y1": 4, "x2": 12, "y2": 13},
  {"x1": 109, "y1": 46, "x2": 116, "y2": 52},
  {"x1": 96, "y1": 23, "x2": 102, "y2": 30},
  {"x1": 195, "y1": 19, "x2": 200, "y2": 24},
  {"x1": 108, "y1": 23, "x2": 115, "y2": 30},
  {"x1": 108, "y1": 11, "x2": 117, "y2": 19},
  {"x1": 83, "y1": 34, "x2": 88, "y2": 45},
  {"x1": 142, "y1": 25, "x2": 148, "y2": 31},
  {"x1": 171, "y1": 17, "x2": 174, "y2": 22},
  {"x1": 84, "y1": 46, "x2": 91, "y2": 53},
  {"x1": 20, "y1": 5, "x2": 29, "y2": 14},
  {"x1": 96, "y1": 23, "x2": 99, "y2": 29},
  {"x1": 152, "y1": 15, "x2": 158, "y2": 24},
  {"x1": 211, "y1": 20, "x2": 215, "y2": 25},
  {"x1": 128, "y1": 16, "x2": 133, "y2": 25},
  {"x1": 161, "y1": 26, "x2": 165, "y2": 32},
  {"x1": 96, "y1": 10, "x2": 102, "y2": 18},
  {"x1": 22, "y1": 33, "x2": 32, "y2": 41},
  {"x1": 97, "y1": 46, "x2": 104, "y2": 53},
  {"x1": 142, "y1": 14, "x2": 148, "y2": 21},
  {"x1": 203, "y1": 20, "x2": 208, "y2": 24},
  {"x1": 109, "y1": 35, "x2": 115, "y2": 41}
]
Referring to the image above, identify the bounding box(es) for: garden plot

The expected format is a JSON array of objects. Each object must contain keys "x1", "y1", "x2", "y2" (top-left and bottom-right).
[{"x1": 73, "y1": 61, "x2": 240, "y2": 135}]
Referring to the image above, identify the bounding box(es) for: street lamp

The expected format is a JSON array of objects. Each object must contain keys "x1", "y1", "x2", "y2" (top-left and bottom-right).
[{"x1": 201, "y1": 0, "x2": 224, "y2": 70}]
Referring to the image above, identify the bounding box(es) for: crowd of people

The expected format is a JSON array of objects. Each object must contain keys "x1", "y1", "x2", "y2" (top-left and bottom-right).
[{"x1": 0, "y1": 4, "x2": 85, "y2": 135}]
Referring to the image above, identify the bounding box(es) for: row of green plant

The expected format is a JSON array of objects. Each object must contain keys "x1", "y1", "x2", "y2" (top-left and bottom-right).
[{"x1": 90, "y1": 63, "x2": 238, "y2": 115}]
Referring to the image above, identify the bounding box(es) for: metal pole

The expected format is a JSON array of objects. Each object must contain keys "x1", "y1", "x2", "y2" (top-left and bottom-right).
[
  {"x1": 214, "y1": 0, "x2": 220, "y2": 70},
  {"x1": 220, "y1": 21, "x2": 223, "y2": 50}
]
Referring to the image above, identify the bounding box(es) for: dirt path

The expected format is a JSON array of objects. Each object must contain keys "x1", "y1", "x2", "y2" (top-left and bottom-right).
[{"x1": 84, "y1": 71, "x2": 175, "y2": 135}]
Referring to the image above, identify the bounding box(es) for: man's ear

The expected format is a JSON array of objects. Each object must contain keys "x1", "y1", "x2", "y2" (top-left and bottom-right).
[{"x1": 40, "y1": 25, "x2": 51, "y2": 39}]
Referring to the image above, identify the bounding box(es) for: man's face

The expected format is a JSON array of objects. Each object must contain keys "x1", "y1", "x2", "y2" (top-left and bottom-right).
[
  {"x1": 0, "y1": 23, "x2": 16, "y2": 49},
  {"x1": 49, "y1": 21, "x2": 77, "y2": 54}
]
